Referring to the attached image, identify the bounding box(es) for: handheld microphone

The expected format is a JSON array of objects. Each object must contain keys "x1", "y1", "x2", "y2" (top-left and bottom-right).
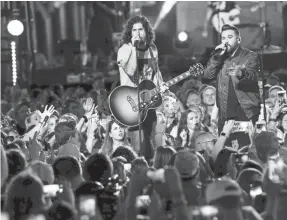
[
  {"x1": 133, "y1": 40, "x2": 141, "y2": 48},
  {"x1": 212, "y1": 43, "x2": 228, "y2": 56}
]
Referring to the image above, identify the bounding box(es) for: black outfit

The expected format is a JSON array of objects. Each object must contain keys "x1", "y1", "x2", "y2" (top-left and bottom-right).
[{"x1": 204, "y1": 46, "x2": 261, "y2": 135}]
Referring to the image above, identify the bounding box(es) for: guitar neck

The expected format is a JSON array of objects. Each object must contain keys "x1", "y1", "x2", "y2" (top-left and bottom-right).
[
  {"x1": 150, "y1": 67, "x2": 201, "y2": 96},
  {"x1": 165, "y1": 70, "x2": 195, "y2": 87}
]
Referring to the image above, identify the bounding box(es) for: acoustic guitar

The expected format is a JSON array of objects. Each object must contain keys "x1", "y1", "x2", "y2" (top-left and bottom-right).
[
  {"x1": 212, "y1": 9, "x2": 240, "y2": 33},
  {"x1": 108, "y1": 63, "x2": 204, "y2": 127}
]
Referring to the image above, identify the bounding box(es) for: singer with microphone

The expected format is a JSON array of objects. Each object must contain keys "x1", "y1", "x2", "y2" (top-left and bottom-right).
[
  {"x1": 204, "y1": 24, "x2": 261, "y2": 134},
  {"x1": 117, "y1": 15, "x2": 167, "y2": 161}
]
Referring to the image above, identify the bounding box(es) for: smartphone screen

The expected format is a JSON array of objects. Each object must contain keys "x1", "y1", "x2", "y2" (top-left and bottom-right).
[
  {"x1": 124, "y1": 163, "x2": 131, "y2": 172},
  {"x1": 136, "y1": 195, "x2": 151, "y2": 219},
  {"x1": 43, "y1": 184, "x2": 62, "y2": 197},
  {"x1": 268, "y1": 156, "x2": 284, "y2": 183},
  {"x1": 79, "y1": 195, "x2": 97, "y2": 217},
  {"x1": 277, "y1": 91, "x2": 287, "y2": 106},
  {"x1": 250, "y1": 186, "x2": 263, "y2": 198}
]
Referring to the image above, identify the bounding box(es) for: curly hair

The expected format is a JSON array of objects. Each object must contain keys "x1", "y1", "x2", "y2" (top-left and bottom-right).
[{"x1": 122, "y1": 15, "x2": 155, "y2": 45}]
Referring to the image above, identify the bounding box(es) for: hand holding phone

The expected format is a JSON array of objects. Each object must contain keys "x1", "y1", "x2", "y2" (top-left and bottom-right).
[
  {"x1": 268, "y1": 157, "x2": 285, "y2": 184},
  {"x1": 146, "y1": 169, "x2": 165, "y2": 183},
  {"x1": 277, "y1": 90, "x2": 287, "y2": 106},
  {"x1": 79, "y1": 195, "x2": 97, "y2": 217},
  {"x1": 43, "y1": 184, "x2": 63, "y2": 197}
]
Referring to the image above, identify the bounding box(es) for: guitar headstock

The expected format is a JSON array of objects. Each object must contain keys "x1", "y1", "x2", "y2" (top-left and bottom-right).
[{"x1": 188, "y1": 63, "x2": 204, "y2": 77}]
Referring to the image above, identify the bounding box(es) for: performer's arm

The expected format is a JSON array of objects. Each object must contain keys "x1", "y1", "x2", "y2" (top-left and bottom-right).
[
  {"x1": 204, "y1": 55, "x2": 224, "y2": 80},
  {"x1": 237, "y1": 53, "x2": 260, "y2": 86},
  {"x1": 117, "y1": 44, "x2": 137, "y2": 77}
]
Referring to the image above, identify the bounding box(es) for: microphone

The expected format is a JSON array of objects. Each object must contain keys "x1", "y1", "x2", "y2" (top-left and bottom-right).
[
  {"x1": 133, "y1": 40, "x2": 140, "y2": 48},
  {"x1": 212, "y1": 43, "x2": 228, "y2": 56}
]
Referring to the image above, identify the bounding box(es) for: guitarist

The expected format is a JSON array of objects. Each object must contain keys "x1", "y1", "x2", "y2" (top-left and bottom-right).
[
  {"x1": 202, "y1": 1, "x2": 240, "y2": 46},
  {"x1": 204, "y1": 24, "x2": 261, "y2": 135},
  {"x1": 117, "y1": 15, "x2": 168, "y2": 161}
]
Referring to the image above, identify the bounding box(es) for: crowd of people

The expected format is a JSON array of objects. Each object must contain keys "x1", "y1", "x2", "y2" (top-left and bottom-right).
[{"x1": 1, "y1": 14, "x2": 287, "y2": 220}]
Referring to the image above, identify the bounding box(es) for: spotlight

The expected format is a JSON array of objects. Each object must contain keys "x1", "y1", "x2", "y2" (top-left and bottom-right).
[
  {"x1": 174, "y1": 31, "x2": 189, "y2": 49},
  {"x1": 178, "y1": 31, "x2": 188, "y2": 42},
  {"x1": 7, "y1": 20, "x2": 24, "y2": 36}
]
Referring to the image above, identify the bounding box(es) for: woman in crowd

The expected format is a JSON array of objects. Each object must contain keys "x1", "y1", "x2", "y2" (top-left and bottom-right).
[
  {"x1": 155, "y1": 92, "x2": 181, "y2": 148},
  {"x1": 176, "y1": 108, "x2": 203, "y2": 148},
  {"x1": 99, "y1": 120, "x2": 130, "y2": 156},
  {"x1": 153, "y1": 145, "x2": 176, "y2": 169}
]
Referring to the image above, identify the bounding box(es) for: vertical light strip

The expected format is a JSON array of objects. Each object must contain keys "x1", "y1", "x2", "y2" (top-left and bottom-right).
[{"x1": 11, "y1": 41, "x2": 17, "y2": 86}]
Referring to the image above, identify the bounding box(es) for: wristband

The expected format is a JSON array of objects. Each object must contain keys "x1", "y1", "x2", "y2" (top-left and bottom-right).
[
  {"x1": 42, "y1": 116, "x2": 49, "y2": 125},
  {"x1": 220, "y1": 132, "x2": 227, "y2": 137},
  {"x1": 82, "y1": 115, "x2": 88, "y2": 123},
  {"x1": 269, "y1": 118, "x2": 277, "y2": 122}
]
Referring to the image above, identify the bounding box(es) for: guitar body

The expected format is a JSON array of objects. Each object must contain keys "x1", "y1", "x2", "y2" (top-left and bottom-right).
[
  {"x1": 212, "y1": 11, "x2": 240, "y2": 33},
  {"x1": 109, "y1": 80, "x2": 162, "y2": 127},
  {"x1": 109, "y1": 63, "x2": 204, "y2": 127}
]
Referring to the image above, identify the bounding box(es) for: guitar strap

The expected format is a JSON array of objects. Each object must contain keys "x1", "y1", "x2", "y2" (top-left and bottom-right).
[{"x1": 148, "y1": 47, "x2": 158, "y2": 82}]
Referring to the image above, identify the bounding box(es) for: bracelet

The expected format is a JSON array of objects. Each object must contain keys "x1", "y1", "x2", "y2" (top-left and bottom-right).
[
  {"x1": 220, "y1": 132, "x2": 227, "y2": 137},
  {"x1": 269, "y1": 118, "x2": 277, "y2": 122},
  {"x1": 82, "y1": 115, "x2": 88, "y2": 123}
]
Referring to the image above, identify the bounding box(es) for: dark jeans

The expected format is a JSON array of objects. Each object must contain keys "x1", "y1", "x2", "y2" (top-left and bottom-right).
[{"x1": 129, "y1": 110, "x2": 156, "y2": 162}]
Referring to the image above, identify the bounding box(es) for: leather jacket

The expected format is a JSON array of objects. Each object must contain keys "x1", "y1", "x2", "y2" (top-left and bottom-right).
[{"x1": 204, "y1": 46, "x2": 261, "y2": 119}]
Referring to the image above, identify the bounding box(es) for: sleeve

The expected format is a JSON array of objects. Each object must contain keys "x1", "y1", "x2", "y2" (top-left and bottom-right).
[
  {"x1": 237, "y1": 52, "x2": 260, "y2": 86},
  {"x1": 117, "y1": 44, "x2": 137, "y2": 77},
  {"x1": 204, "y1": 55, "x2": 224, "y2": 80}
]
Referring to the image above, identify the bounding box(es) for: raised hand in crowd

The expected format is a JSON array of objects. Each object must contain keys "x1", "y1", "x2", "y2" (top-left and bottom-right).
[
  {"x1": 76, "y1": 97, "x2": 98, "y2": 132},
  {"x1": 211, "y1": 120, "x2": 235, "y2": 161},
  {"x1": 86, "y1": 117, "x2": 100, "y2": 153},
  {"x1": 28, "y1": 131, "x2": 44, "y2": 161}
]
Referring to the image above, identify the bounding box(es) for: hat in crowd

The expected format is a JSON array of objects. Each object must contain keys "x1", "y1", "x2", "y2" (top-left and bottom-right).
[
  {"x1": 254, "y1": 131, "x2": 280, "y2": 163},
  {"x1": 264, "y1": 75, "x2": 280, "y2": 88},
  {"x1": 57, "y1": 143, "x2": 80, "y2": 160},
  {"x1": 269, "y1": 85, "x2": 285, "y2": 94},
  {"x1": 28, "y1": 161, "x2": 55, "y2": 185},
  {"x1": 205, "y1": 178, "x2": 242, "y2": 203},
  {"x1": 236, "y1": 168, "x2": 263, "y2": 193},
  {"x1": 174, "y1": 149, "x2": 199, "y2": 179},
  {"x1": 240, "y1": 159, "x2": 263, "y2": 174},
  {"x1": 198, "y1": 84, "x2": 216, "y2": 96}
]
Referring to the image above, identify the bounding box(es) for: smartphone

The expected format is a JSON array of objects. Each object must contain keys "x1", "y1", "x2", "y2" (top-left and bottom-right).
[
  {"x1": 277, "y1": 90, "x2": 287, "y2": 106},
  {"x1": 1, "y1": 213, "x2": 9, "y2": 220},
  {"x1": 26, "y1": 215, "x2": 46, "y2": 220},
  {"x1": 124, "y1": 163, "x2": 131, "y2": 172},
  {"x1": 256, "y1": 121, "x2": 266, "y2": 133},
  {"x1": 136, "y1": 195, "x2": 151, "y2": 219},
  {"x1": 136, "y1": 195, "x2": 151, "y2": 209},
  {"x1": 232, "y1": 121, "x2": 251, "y2": 133},
  {"x1": 43, "y1": 184, "x2": 63, "y2": 197},
  {"x1": 79, "y1": 195, "x2": 97, "y2": 217},
  {"x1": 146, "y1": 169, "x2": 165, "y2": 183},
  {"x1": 191, "y1": 205, "x2": 218, "y2": 218},
  {"x1": 234, "y1": 153, "x2": 249, "y2": 165},
  {"x1": 268, "y1": 157, "x2": 284, "y2": 183},
  {"x1": 250, "y1": 186, "x2": 263, "y2": 198}
]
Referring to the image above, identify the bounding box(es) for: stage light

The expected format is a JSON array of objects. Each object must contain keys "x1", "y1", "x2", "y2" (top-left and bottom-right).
[
  {"x1": 7, "y1": 20, "x2": 24, "y2": 36},
  {"x1": 178, "y1": 31, "x2": 188, "y2": 42},
  {"x1": 154, "y1": 0, "x2": 177, "y2": 30},
  {"x1": 11, "y1": 41, "x2": 18, "y2": 86}
]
